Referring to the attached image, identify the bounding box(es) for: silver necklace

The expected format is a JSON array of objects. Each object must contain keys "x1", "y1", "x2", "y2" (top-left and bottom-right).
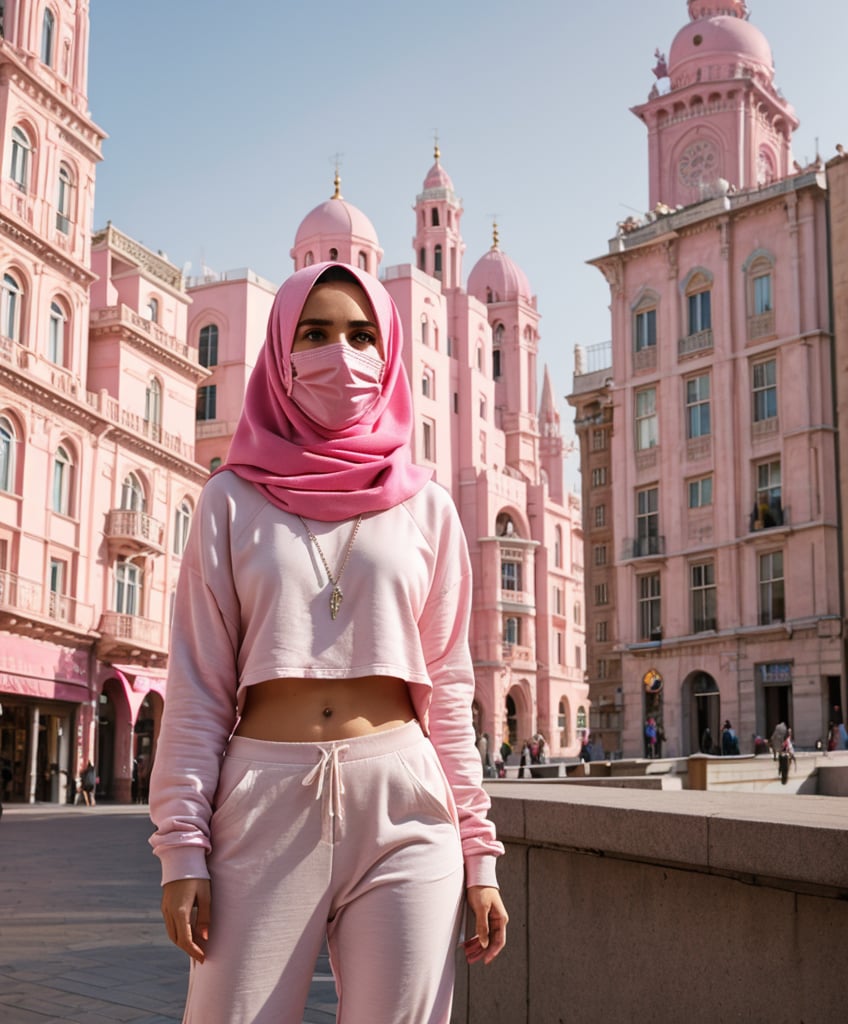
[{"x1": 298, "y1": 515, "x2": 363, "y2": 620}]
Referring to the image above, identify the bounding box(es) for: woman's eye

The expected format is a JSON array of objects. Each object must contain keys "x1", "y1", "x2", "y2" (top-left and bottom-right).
[
  {"x1": 351, "y1": 331, "x2": 377, "y2": 346},
  {"x1": 303, "y1": 329, "x2": 325, "y2": 343}
]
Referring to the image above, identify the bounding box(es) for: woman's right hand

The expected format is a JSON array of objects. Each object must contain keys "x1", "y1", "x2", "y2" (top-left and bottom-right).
[{"x1": 161, "y1": 878, "x2": 211, "y2": 962}]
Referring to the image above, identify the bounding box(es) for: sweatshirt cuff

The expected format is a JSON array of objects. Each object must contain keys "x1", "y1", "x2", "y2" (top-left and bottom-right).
[
  {"x1": 464, "y1": 853, "x2": 500, "y2": 889},
  {"x1": 156, "y1": 846, "x2": 211, "y2": 886}
]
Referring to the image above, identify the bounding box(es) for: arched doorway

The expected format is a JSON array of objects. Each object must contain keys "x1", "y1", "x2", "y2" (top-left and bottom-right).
[
  {"x1": 133, "y1": 691, "x2": 163, "y2": 803},
  {"x1": 97, "y1": 678, "x2": 133, "y2": 802},
  {"x1": 685, "y1": 671, "x2": 720, "y2": 754}
]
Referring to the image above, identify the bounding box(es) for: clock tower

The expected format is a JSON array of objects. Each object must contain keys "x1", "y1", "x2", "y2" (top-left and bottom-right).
[{"x1": 632, "y1": 0, "x2": 798, "y2": 210}]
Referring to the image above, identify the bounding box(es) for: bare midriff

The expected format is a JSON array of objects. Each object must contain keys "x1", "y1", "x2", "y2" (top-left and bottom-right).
[{"x1": 234, "y1": 675, "x2": 416, "y2": 743}]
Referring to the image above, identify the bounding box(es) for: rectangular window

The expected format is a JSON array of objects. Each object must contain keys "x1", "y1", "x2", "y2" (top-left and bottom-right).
[
  {"x1": 688, "y1": 290, "x2": 712, "y2": 334},
  {"x1": 554, "y1": 586, "x2": 563, "y2": 615},
  {"x1": 575, "y1": 646, "x2": 582, "y2": 669},
  {"x1": 636, "y1": 487, "x2": 659, "y2": 556},
  {"x1": 199, "y1": 325, "x2": 219, "y2": 368},
  {"x1": 635, "y1": 308, "x2": 657, "y2": 352},
  {"x1": 115, "y1": 558, "x2": 142, "y2": 617},
  {"x1": 501, "y1": 561, "x2": 521, "y2": 592},
  {"x1": 597, "y1": 658, "x2": 608, "y2": 680},
  {"x1": 753, "y1": 359, "x2": 777, "y2": 422},
  {"x1": 48, "y1": 558, "x2": 67, "y2": 619},
  {"x1": 593, "y1": 544, "x2": 607, "y2": 566},
  {"x1": 686, "y1": 374, "x2": 711, "y2": 439},
  {"x1": 691, "y1": 561, "x2": 717, "y2": 632},
  {"x1": 759, "y1": 551, "x2": 785, "y2": 625},
  {"x1": 754, "y1": 273, "x2": 772, "y2": 314},
  {"x1": 591, "y1": 429, "x2": 607, "y2": 451},
  {"x1": 635, "y1": 388, "x2": 657, "y2": 450},
  {"x1": 196, "y1": 385, "x2": 217, "y2": 421},
  {"x1": 591, "y1": 467, "x2": 607, "y2": 487},
  {"x1": 422, "y1": 419, "x2": 434, "y2": 461},
  {"x1": 595, "y1": 620, "x2": 608, "y2": 642},
  {"x1": 504, "y1": 616, "x2": 520, "y2": 646},
  {"x1": 555, "y1": 631, "x2": 563, "y2": 666},
  {"x1": 594, "y1": 582, "x2": 609, "y2": 606},
  {"x1": 754, "y1": 460, "x2": 782, "y2": 528},
  {"x1": 638, "y1": 573, "x2": 661, "y2": 640},
  {"x1": 688, "y1": 476, "x2": 713, "y2": 509},
  {"x1": 593, "y1": 505, "x2": 606, "y2": 528}
]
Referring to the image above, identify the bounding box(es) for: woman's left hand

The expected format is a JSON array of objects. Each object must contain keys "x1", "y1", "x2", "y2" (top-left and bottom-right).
[{"x1": 464, "y1": 885, "x2": 508, "y2": 965}]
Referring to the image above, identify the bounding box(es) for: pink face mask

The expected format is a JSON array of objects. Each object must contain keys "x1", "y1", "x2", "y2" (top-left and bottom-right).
[{"x1": 290, "y1": 344, "x2": 384, "y2": 430}]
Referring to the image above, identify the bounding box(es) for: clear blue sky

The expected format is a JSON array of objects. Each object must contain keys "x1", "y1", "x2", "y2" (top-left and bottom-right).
[{"x1": 87, "y1": 0, "x2": 848, "y2": 486}]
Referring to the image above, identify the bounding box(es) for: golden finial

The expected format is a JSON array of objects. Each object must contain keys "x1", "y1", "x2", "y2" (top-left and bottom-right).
[
  {"x1": 331, "y1": 153, "x2": 343, "y2": 199},
  {"x1": 491, "y1": 219, "x2": 500, "y2": 251},
  {"x1": 434, "y1": 131, "x2": 440, "y2": 162}
]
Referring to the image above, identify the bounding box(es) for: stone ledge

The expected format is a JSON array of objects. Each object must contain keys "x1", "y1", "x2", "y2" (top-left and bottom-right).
[{"x1": 486, "y1": 783, "x2": 848, "y2": 891}]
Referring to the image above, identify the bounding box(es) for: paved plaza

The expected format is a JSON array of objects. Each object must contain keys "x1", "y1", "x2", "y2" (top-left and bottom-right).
[{"x1": 0, "y1": 804, "x2": 338, "y2": 1023}]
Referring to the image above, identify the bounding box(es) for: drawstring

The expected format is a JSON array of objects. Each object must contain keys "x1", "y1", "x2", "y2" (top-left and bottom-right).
[{"x1": 302, "y1": 744, "x2": 350, "y2": 821}]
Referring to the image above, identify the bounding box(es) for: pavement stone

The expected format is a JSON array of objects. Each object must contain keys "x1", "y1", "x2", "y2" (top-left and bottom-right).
[{"x1": 0, "y1": 804, "x2": 338, "y2": 1022}]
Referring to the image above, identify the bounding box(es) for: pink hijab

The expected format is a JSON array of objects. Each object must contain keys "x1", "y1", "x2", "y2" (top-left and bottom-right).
[{"x1": 217, "y1": 261, "x2": 431, "y2": 521}]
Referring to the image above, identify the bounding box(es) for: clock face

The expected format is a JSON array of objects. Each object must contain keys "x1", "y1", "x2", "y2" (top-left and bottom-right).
[{"x1": 678, "y1": 139, "x2": 719, "y2": 187}]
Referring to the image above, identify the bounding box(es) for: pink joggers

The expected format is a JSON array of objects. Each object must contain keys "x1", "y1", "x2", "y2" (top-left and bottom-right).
[{"x1": 182, "y1": 720, "x2": 465, "y2": 1024}]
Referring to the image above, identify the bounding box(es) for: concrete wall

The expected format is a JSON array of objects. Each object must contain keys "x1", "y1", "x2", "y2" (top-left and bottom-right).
[{"x1": 452, "y1": 784, "x2": 848, "y2": 1023}]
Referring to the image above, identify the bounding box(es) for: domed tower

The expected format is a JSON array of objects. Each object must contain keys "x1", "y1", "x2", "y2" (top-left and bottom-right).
[
  {"x1": 413, "y1": 145, "x2": 464, "y2": 290},
  {"x1": 632, "y1": 0, "x2": 798, "y2": 209},
  {"x1": 290, "y1": 171, "x2": 383, "y2": 273},
  {"x1": 467, "y1": 224, "x2": 540, "y2": 481}
]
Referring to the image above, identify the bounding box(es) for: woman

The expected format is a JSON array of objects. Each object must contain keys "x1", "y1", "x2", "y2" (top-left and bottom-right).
[{"x1": 149, "y1": 262, "x2": 507, "y2": 1023}]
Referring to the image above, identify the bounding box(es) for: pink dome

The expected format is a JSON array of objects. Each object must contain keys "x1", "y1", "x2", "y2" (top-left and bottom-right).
[
  {"x1": 669, "y1": 14, "x2": 773, "y2": 80},
  {"x1": 294, "y1": 196, "x2": 380, "y2": 248},
  {"x1": 467, "y1": 247, "x2": 532, "y2": 305}
]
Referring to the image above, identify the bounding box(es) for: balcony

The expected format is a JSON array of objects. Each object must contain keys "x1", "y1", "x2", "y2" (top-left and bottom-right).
[
  {"x1": 747, "y1": 309, "x2": 776, "y2": 341},
  {"x1": 499, "y1": 588, "x2": 534, "y2": 606},
  {"x1": 626, "y1": 535, "x2": 666, "y2": 559},
  {"x1": 502, "y1": 643, "x2": 534, "y2": 664},
  {"x1": 632, "y1": 345, "x2": 657, "y2": 373},
  {"x1": 749, "y1": 502, "x2": 788, "y2": 533},
  {"x1": 104, "y1": 509, "x2": 164, "y2": 554},
  {"x1": 453, "y1": 766, "x2": 848, "y2": 1022},
  {"x1": 96, "y1": 611, "x2": 167, "y2": 664},
  {"x1": 677, "y1": 328, "x2": 713, "y2": 359},
  {"x1": 0, "y1": 570, "x2": 95, "y2": 640}
]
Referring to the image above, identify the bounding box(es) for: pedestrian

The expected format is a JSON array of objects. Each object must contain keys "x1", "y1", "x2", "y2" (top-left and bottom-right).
[
  {"x1": 700, "y1": 726, "x2": 713, "y2": 754},
  {"x1": 148, "y1": 262, "x2": 507, "y2": 1023},
  {"x1": 80, "y1": 760, "x2": 96, "y2": 806},
  {"x1": 645, "y1": 717, "x2": 657, "y2": 758},
  {"x1": 721, "y1": 719, "x2": 740, "y2": 756},
  {"x1": 579, "y1": 729, "x2": 593, "y2": 763}
]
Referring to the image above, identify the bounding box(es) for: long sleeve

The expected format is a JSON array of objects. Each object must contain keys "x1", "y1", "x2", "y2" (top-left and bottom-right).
[
  {"x1": 148, "y1": 483, "x2": 242, "y2": 885},
  {"x1": 417, "y1": 499, "x2": 504, "y2": 889}
]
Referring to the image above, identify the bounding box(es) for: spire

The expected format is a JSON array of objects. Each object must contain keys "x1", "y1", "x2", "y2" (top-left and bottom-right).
[
  {"x1": 332, "y1": 168, "x2": 342, "y2": 200},
  {"x1": 434, "y1": 134, "x2": 441, "y2": 163},
  {"x1": 491, "y1": 219, "x2": 500, "y2": 251},
  {"x1": 539, "y1": 365, "x2": 561, "y2": 432}
]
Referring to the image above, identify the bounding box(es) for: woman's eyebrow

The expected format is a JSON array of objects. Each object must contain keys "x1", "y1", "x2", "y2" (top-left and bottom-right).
[{"x1": 296, "y1": 317, "x2": 378, "y2": 329}]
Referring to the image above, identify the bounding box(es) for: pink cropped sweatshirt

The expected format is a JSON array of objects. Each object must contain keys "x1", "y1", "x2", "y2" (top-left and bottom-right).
[{"x1": 149, "y1": 470, "x2": 503, "y2": 889}]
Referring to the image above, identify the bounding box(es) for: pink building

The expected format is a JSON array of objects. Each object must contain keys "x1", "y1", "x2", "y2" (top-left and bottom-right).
[
  {"x1": 0, "y1": 1, "x2": 585, "y2": 804},
  {"x1": 570, "y1": 0, "x2": 842, "y2": 758},
  {"x1": 193, "y1": 160, "x2": 588, "y2": 763}
]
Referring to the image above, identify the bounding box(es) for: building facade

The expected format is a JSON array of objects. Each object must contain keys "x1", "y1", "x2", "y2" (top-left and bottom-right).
[
  {"x1": 570, "y1": 0, "x2": 843, "y2": 759},
  {"x1": 0, "y1": 3, "x2": 585, "y2": 804}
]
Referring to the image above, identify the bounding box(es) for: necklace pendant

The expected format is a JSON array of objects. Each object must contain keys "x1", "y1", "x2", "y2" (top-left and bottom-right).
[{"x1": 329, "y1": 585, "x2": 343, "y2": 620}]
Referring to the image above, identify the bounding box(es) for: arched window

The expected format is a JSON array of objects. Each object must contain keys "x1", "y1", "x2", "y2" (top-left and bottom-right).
[
  {"x1": 420, "y1": 314, "x2": 429, "y2": 347},
  {"x1": 145, "y1": 378, "x2": 162, "y2": 437},
  {"x1": 2, "y1": 273, "x2": 23, "y2": 342},
  {"x1": 173, "y1": 500, "x2": 192, "y2": 556},
  {"x1": 431, "y1": 208, "x2": 440, "y2": 227},
  {"x1": 558, "y1": 699, "x2": 568, "y2": 747},
  {"x1": 329, "y1": 248, "x2": 338, "y2": 260},
  {"x1": 56, "y1": 164, "x2": 73, "y2": 233},
  {"x1": 684, "y1": 271, "x2": 712, "y2": 336},
  {"x1": 477, "y1": 344, "x2": 483, "y2": 372},
  {"x1": 358, "y1": 251, "x2": 368, "y2": 271},
  {"x1": 121, "y1": 472, "x2": 145, "y2": 513},
  {"x1": 9, "y1": 127, "x2": 31, "y2": 190},
  {"x1": 576, "y1": 705, "x2": 587, "y2": 731},
  {"x1": 146, "y1": 297, "x2": 159, "y2": 323},
  {"x1": 493, "y1": 324, "x2": 505, "y2": 345},
  {"x1": 304, "y1": 251, "x2": 314, "y2": 267},
  {"x1": 573, "y1": 600, "x2": 582, "y2": 626},
  {"x1": 504, "y1": 616, "x2": 520, "y2": 646},
  {"x1": 421, "y1": 373, "x2": 431, "y2": 398},
  {"x1": 41, "y1": 8, "x2": 56, "y2": 66},
  {"x1": 0, "y1": 416, "x2": 16, "y2": 493},
  {"x1": 209, "y1": 456, "x2": 222, "y2": 471},
  {"x1": 48, "y1": 300, "x2": 67, "y2": 364},
  {"x1": 418, "y1": 247, "x2": 426, "y2": 272},
  {"x1": 198, "y1": 324, "x2": 218, "y2": 367},
  {"x1": 52, "y1": 445, "x2": 73, "y2": 515},
  {"x1": 434, "y1": 244, "x2": 443, "y2": 277},
  {"x1": 554, "y1": 526, "x2": 563, "y2": 568}
]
